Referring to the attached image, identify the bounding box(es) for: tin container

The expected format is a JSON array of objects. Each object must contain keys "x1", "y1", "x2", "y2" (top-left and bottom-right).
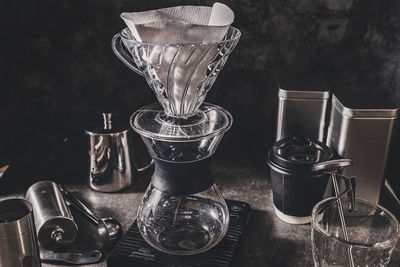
[
  {"x1": 326, "y1": 93, "x2": 399, "y2": 203},
  {"x1": 276, "y1": 73, "x2": 330, "y2": 142},
  {"x1": 0, "y1": 198, "x2": 41, "y2": 267},
  {"x1": 26, "y1": 180, "x2": 78, "y2": 249}
]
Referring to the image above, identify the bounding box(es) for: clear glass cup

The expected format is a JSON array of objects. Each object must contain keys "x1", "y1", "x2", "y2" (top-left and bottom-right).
[
  {"x1": 311, "y1": 197, "x2": 400, "y2": 266},
  {"x1": 137, "y1": 183, "x2": 229, "y2": 255}
]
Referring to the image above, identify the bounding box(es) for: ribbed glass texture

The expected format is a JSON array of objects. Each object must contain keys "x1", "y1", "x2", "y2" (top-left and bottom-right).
[{"x1": 120, "y1": 27, "x2": 240, "y2": 118}]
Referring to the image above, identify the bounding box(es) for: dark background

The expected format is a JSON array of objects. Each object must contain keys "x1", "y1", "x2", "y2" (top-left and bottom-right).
[{"x1": 1, "y1": 0, "x2": 400, "y2": 193}]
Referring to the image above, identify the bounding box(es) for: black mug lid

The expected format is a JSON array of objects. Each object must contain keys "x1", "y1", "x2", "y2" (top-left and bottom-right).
[{"x1": 268, "y1": 137, "x2": 333, "y2": 173}]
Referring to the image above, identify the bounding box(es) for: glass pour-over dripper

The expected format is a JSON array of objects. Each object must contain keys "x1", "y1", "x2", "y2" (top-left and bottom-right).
[{"x1": 112, "y1": 26, "x2": 240, "y2": 119}]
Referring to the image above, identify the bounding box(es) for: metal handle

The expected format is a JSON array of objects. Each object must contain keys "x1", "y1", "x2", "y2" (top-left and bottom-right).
[
  {"x1": 58, "y1": 185, "x2": 99, "y2": 225},
  {"x1": 40, "y1": 250, "x2": 102, "y2": 265},
  {"x1": 312, "y1": 159, "x2": 356, "y2": 212},
  {"x1": 111, "y1": 33, "x2": 144, "y2": 76},
  {"x1": 135, "y1": 158, "x2": 154, "y2": 172},
  {"x1": 311, "y1": 159, "x2": 353, "y2": 172},
  {"x1": 103, "y1": 113, "x2": 113, "y2": 130}
]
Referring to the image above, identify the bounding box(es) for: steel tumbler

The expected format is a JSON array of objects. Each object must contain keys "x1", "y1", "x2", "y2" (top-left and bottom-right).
[{"x1": 0, "y1": 198, "x2": 41, "y2": 267}]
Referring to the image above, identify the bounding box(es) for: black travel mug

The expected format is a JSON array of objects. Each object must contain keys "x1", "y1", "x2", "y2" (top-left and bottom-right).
[{"x1": 267, "y1": 137, "x2": 333, "y2": 224}]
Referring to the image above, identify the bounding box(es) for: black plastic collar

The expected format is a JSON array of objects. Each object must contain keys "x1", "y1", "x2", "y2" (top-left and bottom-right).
[{"x1": 151, "y1": 158, "x2": 214, "y2": 195}]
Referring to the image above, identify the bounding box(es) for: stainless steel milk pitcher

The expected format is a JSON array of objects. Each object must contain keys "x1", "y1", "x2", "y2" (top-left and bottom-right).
[{"x1": 86, "y1": 113, "x2": 153, "y2": 192}]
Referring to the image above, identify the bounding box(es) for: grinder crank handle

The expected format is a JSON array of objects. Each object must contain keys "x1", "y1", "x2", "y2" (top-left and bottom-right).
[
  {"x1": 58, "y1": 185, "x2": 99, "y2": 225},
  {"x1": 40, "y1": 250, "x2": 102, "y2": 265}
]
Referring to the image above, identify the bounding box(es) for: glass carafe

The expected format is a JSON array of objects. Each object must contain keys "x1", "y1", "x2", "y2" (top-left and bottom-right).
[
  {"x1": 130, "y1": 103, "x2": 231, "y2": 255},
  {"x1": 138, "y1": 183, "x2": 228, "y2": 255}
]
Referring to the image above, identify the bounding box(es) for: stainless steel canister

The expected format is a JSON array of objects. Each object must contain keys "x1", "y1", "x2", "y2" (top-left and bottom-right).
[
  {"x1": 327, "y1": 93, "x2": 399, "y2": 203},
  {"x1": 276, "y1": 73, "x2": 330, "y2": 142},
  {"x1": 0, "y1": 198, "x2": 41, "y2": 267},
  {"x1": 26, "y1": 180, "x2": 78, "y2": 249}
]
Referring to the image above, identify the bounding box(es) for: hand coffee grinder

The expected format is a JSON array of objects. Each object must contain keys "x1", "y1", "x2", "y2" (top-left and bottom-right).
[{"x1": 111, "y1": 26, "x2": 240, "y2": 255}]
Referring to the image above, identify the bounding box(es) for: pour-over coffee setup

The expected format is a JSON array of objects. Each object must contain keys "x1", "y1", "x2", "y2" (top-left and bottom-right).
[
  {"x1": 111, "y1": 17, "x2": 241, "y2": 254},
  {"x1": 2, "y1": 3, "x2": 400, "y2": 267}
]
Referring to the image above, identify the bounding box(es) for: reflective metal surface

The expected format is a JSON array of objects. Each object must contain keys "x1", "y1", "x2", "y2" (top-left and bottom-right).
[
  {"x1": 276, "y1": 75, "x2": 330, "y2": 142},
  {"x1": 86, "y1": 113, "x2": 152, "y2": 192},
  {"x1": 0, "y1": 198, "x2": 41, "y2": 267},
  {"x1": 327, "y1": 94, "x2": 399, "y2": 204},
  {"x1": 97, "y1": 218, "x2": 122, "y2": 248},
  {"x1": 26, "y1": 181, "x2": 78, "y2": 249}
]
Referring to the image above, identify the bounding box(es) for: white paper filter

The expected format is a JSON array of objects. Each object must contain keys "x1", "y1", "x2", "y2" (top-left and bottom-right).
[{"x1": 121, "y1": 3, "x2": 235, "y2": 118}]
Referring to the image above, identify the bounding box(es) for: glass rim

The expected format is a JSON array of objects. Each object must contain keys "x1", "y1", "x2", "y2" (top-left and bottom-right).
[
  {"x1": 130, "y1": 102, "x2": 233, "y2": 142},
  {"x1": 119, "y1": 26, "x2": 241, "y2": 47},
  {"x1": 312, "y1": 196, "x2": 400, "y2": 248}
]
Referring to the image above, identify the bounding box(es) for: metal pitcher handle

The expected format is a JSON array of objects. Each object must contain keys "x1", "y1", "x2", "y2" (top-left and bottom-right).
[
  {"x1": 111, "y1": 33, "x2": 144, "y2": 77},
  {"x1": 135, "y1": 159, "x2": 154, "y2": 172}
]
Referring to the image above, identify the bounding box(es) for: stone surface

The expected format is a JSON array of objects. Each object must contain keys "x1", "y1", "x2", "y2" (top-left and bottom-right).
[{"x1": 1, "y1": 153, "x2": 400, "y2": 266}]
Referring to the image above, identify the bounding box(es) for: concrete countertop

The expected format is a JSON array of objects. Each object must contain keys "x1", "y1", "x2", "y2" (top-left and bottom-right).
[{"x1": 2, "y1": 153, "x2": 400, "y2": 267}]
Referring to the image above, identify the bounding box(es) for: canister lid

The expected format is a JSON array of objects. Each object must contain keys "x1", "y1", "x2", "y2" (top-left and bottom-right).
[
  {"x1": 268, "y1": 137, "x2": 333, "y2": 173},
  {"x1": 278, "y1": 71, "x2": 330, "y2": 100},
  {"x1": 332, "y1": 93, "x2": 399, "y2": 118}
]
